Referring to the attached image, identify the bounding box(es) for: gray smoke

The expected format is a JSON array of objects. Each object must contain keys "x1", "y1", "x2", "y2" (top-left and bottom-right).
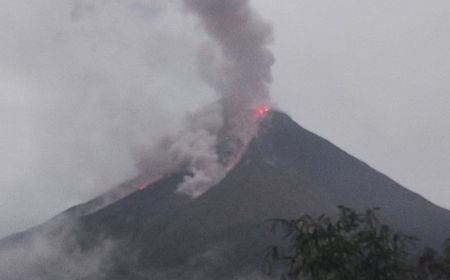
[
  {"x1": 184, "y1": 0, "x2": 275, "y2": 117},
  {"x1": 170, "y1": 0, "x2": 275, "y2": 197}
]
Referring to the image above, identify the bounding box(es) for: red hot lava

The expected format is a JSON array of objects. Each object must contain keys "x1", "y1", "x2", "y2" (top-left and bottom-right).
[
  {"x1": 254, "y1": 105, "x2": 270, "y2": 118},
  {"x1": 137, "y1": 105, "x2": 271, "y2": 192}
]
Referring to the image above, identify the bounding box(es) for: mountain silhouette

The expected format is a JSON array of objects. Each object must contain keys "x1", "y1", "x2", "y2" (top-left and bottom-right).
[{"x1": 1, "y1": 111, "x2": 450, "y2": 279}]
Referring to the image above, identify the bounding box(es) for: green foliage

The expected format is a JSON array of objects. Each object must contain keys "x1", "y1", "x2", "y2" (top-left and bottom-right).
[
  {"x1": 417, "y1": 239, "x2": 450, "y2": 280},
  {"x1": 266, "y1": 206, "x2": 450, "y2": 280}
]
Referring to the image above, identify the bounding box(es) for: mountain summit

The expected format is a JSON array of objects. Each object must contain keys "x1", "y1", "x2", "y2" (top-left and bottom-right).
[{"x1": 2, "y1": 111, "x2": 450, "y2": 279}]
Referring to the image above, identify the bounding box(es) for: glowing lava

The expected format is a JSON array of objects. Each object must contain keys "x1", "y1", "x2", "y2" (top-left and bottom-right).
[
  {"x1": 254, "y1": 105, "x2": 270, "y2": 118},
  {"x1": 137, "y1": 105, "x2": 271, "y2": 193},
  {"x1": 138, "y1": 174, "x2": 163, "y2": 191}
]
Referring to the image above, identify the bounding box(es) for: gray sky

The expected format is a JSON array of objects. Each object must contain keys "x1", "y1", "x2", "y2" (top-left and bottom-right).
[
  {"x1": 0, "y1": 0, "x2": 449, "y2": 238},
  {"x1": 254, "y1": 0, "x2": 450, "y2": 212}
]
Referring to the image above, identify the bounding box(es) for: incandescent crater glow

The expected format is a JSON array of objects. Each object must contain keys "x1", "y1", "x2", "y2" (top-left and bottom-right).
[{"x1": 254, "y1": 105, "x2": 270, "y2": 118}]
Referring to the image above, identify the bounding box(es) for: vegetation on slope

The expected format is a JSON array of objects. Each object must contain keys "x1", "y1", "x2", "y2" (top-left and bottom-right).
[{"x1": 267, "y1": 206, "x2": 450, "y2": 280}]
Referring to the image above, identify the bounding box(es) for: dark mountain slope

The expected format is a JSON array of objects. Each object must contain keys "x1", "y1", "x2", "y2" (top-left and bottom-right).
[
  {"x1": 81, "y1": 111, "x2": 450, "y2": 278},
  {"x1": 1, "y1": 111, "x2": 449, "y2": 279},
  {"x1": 252, "y1": 112, "x2": 450, "y2": 243}
]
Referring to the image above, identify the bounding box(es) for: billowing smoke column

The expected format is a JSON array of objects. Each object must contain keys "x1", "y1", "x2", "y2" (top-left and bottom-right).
[
  {"x1": 140, "y1": 0, "x2": 274, "y2": 198},
  {"x1": 184, "y1": 0, "x2": 275, "y2": 119}
]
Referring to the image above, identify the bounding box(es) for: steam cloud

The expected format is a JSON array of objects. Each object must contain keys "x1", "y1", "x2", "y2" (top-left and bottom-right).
[{"x1": 0, "y1": 217, "x2": 116, "y2": 279}]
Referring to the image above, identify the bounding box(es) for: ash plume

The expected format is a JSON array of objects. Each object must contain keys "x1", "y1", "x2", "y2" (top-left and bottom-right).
[
  {"x1": 167, "y1": 0, "x2": 275, "y2": 197},
  {"x1": 184, "y1": 0, "x2": 275, "y2": 119}
]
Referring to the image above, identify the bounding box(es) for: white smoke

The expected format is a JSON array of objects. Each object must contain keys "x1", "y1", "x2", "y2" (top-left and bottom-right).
[
  {"x1": 138, "y1": 104, "x2": 227, "y2": 197},
  {"x1": 169, "y1": 106, "x2": 226, "y2": 197},
  {"x1": 0, "y1": 218, "x2": 116, "y2": 279}
]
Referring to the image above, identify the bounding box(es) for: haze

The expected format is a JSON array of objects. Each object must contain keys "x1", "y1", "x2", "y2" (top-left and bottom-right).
[{"x1": 0, "y1": 0, "x2": 449, "y2": 238}]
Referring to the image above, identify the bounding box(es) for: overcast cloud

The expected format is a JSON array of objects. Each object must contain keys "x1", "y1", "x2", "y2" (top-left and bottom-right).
[
  {"x1": 254, "y1": 0, "x2": 450, "y2": 212},
  {"x1": 0, "y1": 0, "x2": 214, "y2": 237},
  {"x1": 1, "y1": 0, "x2": 449, "y2": 238}
]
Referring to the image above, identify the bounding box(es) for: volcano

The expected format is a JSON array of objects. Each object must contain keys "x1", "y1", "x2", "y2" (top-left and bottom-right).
[{"x1": 1, "y1": 111, "x2": 450, "y2": 279}]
